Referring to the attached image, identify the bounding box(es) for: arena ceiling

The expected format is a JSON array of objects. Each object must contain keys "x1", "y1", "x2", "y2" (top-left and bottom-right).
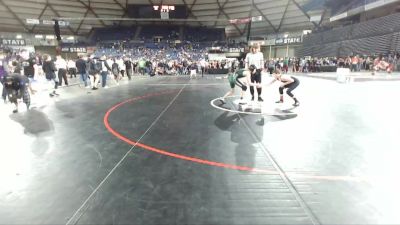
[{"x1": 0, "y1": 0, "x2": 327, "y2": 37}]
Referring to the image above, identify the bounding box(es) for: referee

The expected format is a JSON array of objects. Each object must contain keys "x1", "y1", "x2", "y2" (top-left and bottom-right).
[{"x1": 245, "y1": 44, "x2": 264, "y2": 102}]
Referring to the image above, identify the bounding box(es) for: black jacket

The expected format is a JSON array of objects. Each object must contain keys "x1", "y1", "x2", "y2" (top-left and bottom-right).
[
  {"x1": 42, "y1": 60, "x2": 57, "y2": 80},
  {"x1": 75, "y1": 59, "x2": 87, "y2": 74},
  {"x1": 23, "y1": 57, "x2": 36, "y2": 78}
]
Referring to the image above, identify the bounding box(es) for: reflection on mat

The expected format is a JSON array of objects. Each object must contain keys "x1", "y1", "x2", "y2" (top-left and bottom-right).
[{"x1": 211, "y1": 96, "x2": 298, "y2": 116}]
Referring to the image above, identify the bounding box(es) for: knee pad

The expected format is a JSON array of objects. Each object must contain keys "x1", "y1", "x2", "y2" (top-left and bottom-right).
[
  {"x1": 242, "y1": 85, "x2": 247, "y2": 91},
  {"x1": 279, "y1": 87, "x2": 284, "y2": 95}
]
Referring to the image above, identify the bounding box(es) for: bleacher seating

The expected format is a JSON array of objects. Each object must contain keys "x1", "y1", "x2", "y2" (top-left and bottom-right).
[
  {"x1": 91, "y1": 27, "x2": 136, "y2": 41},
  {"x1": 184, "y1": 27, "x2": 225, "y2": 42},
  {"x1": 140, "y1": 26, "x2": 180, "y2": 40},
  {"x1": 300, "y1": 12, "x2": 400, "y2": 57},
  {"x1": 90, "y1": 25, "x2": 225, "y2": 44}
]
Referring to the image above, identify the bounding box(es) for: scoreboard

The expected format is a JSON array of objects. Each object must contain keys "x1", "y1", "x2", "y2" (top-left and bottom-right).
[{"x1": 127, "y1": 5, "x2": 188, "y2": 19}]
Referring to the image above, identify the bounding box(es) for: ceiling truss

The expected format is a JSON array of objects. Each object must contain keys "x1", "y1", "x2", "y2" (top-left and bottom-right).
[{"x1": 0, "y1": 0, "x2": 322, "y2": 36}]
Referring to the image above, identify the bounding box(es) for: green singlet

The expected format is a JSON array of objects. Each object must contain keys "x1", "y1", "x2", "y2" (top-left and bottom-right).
[{"x1": 228, "y1": 69, "x2": 246, "y2": 89}]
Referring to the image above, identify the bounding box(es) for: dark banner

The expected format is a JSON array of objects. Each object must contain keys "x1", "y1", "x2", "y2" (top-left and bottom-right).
[
  {"x1": 275, "y1": 37, "x2": 302, "y2": 45},
  {"x1": 2, "y1": 39, "x2": 26, "y2": 46}
]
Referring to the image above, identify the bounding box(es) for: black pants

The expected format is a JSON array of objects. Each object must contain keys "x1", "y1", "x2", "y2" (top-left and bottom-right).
[
  {"x1": 279, "y1": 80, "x2": 299, "y2": 97},
  {"x1": 268, "y1": 67, "x2": 274, "y2": 74},
  {"x1": 58, "y1": 69, "x2": 68, "y2": 86},
  {"x1": 126, "y1": 69, "x2": 132, "y2": 80},
  {"x1": 69, "y1": 68, "x2": 77, "y2": 78},
  {"x1": 7, "y1": 88, "x2": 30, "y2": 107},
  {"x1": 250, "y1": 69, "x2": 262, "y2": 98}
]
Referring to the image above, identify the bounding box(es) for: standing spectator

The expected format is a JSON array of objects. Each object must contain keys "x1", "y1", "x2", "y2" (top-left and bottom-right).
[
  {"x1": 117, "y1": 57, "x2": 125, "y2": 77},
  {"x1": 42, "y1": 54, "x2": 59, "y2": 97},
  {"x1": 88, "y1": 55, "x2": 100, "y2": 90},
  {"x1": 200, "y1": 58, "x2": 206, "y2": 77},
  {"x1": 351, "y1": 55, "x2": 359, "y2": 72},
  {"x1": 67, "y1": 58, "x2": 77, "y2": 78},
  {"x1": 55, "y1": 55, "x2": 68, "y2": 86},
  {"x1": 99, "y1": 55, "x2": 111, "y2": 89},
  {"x1": 365, "y1": 57, "x2": 372, "y2": 71},
  {"x1": 267, "y1": 59, "x2": 275, "y2": 74},
  {"x1": 76, "y1": 55, "x2": 89, "y2": 88},
  {"x1": 138, "y1": 58, "x2": 146, "y2": 75},
  {"x1": 124, "y1": 57, "x2": 133, "y2": 80},
  {"x1": 0, "y1": 55, "x2": 6, "y2": 103},
  {"x1": 22, "y1": 52, "x2": 36, "y2": 81},
  {"x1": 189, "y1": 61, "x2": 197, "y2": 79},
  {"x1": 112, "y1": 59, "x2": 121, "y2": 85},
  {"x1": 282, "y1": 57, "x2": 289, "y2": 73}
]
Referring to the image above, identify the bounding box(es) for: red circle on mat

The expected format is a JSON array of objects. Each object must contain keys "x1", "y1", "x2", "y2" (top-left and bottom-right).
[{"x1": 103, "y1": 90, "x2": 273, "y2": 173}]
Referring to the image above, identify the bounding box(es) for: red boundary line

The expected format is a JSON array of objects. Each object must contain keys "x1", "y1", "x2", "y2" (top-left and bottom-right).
[
  {"x1": 103, "y1": 90, "x2": 276, "y2": 174},
  {"x1": 103, "y1": 90, "x2": 366, "y2": 182}
]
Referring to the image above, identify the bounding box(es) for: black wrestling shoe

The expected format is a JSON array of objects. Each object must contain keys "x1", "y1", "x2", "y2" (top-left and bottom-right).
[
  {"x1": 219, "y1": 98, "x2": 226, "y2": 104},
  {"x1": 293, "y1": 101, "x2": 300, "y2": 107},
  {"x1": 258, "y1": 97, "x2": 264, "y2": 102},
  {"x1": 275, "y1": 100, "x2": 283, "y2": 103},
  {"x1": 12, "y1": 109, "x2": 18, "y2": 113}
]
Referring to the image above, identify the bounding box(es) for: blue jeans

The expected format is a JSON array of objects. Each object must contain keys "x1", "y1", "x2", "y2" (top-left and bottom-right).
[
  {"x1": 101, "y1": 71, "x2": 108, "y2": 87},
  {"x1": 80, "y1": 72, "x2": 88, "y2": 87}
]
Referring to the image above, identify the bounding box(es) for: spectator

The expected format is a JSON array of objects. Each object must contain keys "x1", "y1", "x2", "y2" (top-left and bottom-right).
[
  {"x1": 99, "y1": 55, "x2": 111, "y2": 89},
  {"x1": 55, "y1": 55, "x2": 68, "y2": 86},
  {"x1": 68, "y1": 58, "x2": 77, "y2": 78},
  {"x1": 42, "y1": 54, "x2": 59, "y2": 97},
  {"x1": 88, "y1": 55, "x2": 100, "y2": 90},
  {"x1": 76, "y1": 55, "x2": 89, "y2": 88},
  {"x1": 124, "y1": 57, "x2": 133, "y2": 80}
]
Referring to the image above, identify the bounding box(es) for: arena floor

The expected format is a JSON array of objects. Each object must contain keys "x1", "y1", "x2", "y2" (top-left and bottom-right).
[{"x1": 1, "y1": 74, "x2": 400, "y2": 225}]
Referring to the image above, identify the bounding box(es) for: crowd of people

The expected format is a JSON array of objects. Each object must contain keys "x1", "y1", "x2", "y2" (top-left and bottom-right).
[
  {"x1": 1, "y1": 43, "x2": 400, "y2": 114},
  {"x1": 267, "y1": 53, "x2": 400, "y2": 74}
]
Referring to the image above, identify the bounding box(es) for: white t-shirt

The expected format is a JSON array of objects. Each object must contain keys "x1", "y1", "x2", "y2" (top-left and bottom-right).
[
  {"x1": 67, "y1": 60, "x2": 75, "y2": 68},
  {"x1": 101, "y1": 61, "x2": 108, "y2": 72},
  {"x1": 117, "y1": 59, "x2": 125, "y2": 70},
  {"x1": 245, "y1": 52, "x2": 264, "y2": 69},
  {"x1": 55, "y1": 58, "x2": 67, "y2": 70}
]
